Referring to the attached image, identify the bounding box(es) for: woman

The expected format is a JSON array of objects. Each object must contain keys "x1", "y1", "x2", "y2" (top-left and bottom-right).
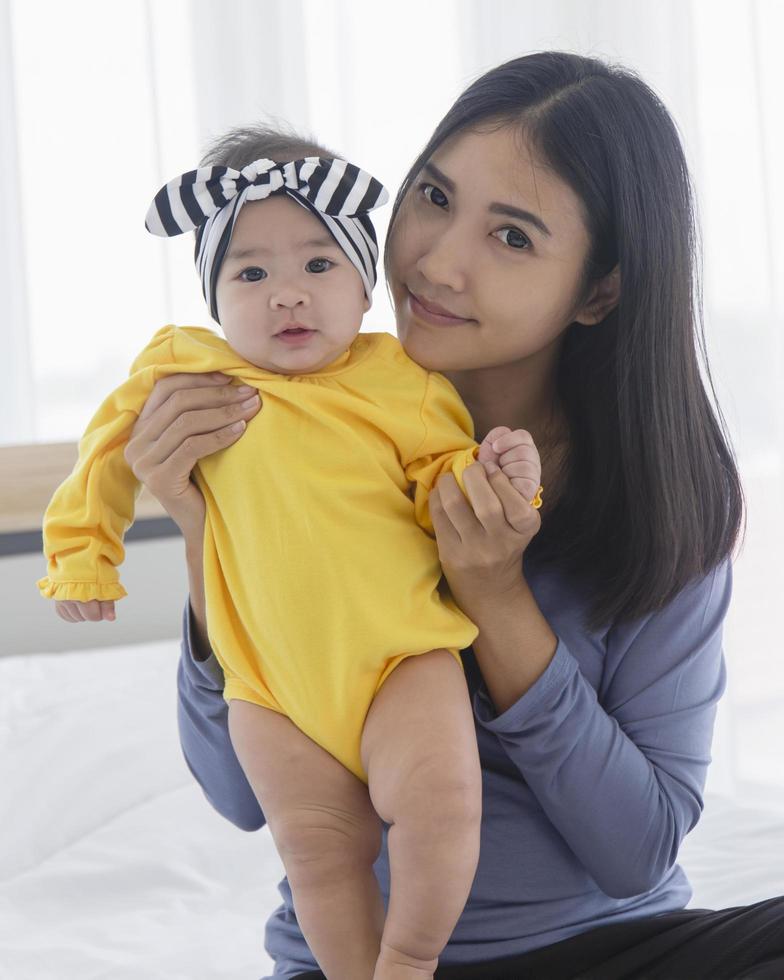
[{"x1": 124, "y1": 53, "x2": 783, "y2": 979}]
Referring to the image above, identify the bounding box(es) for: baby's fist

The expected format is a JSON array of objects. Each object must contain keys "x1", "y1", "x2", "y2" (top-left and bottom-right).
[
  {"x1": 55, "y1": 599, "x2": 116, "y2": 623},
  {"x1": 478, "y1": 426, "x2": 542, "y2": 504}
]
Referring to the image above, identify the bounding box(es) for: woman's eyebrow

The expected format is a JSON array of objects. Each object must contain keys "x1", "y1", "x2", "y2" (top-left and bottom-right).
[
  {"x1": 423, "y1": 161, "x2": 456, "y2": 193},
  {"x1": 423, "y1": 161, "x2": 551, "y2": 237},
  {"x1": 488, "y1": 202, "x2": 551, "y2": 238}
]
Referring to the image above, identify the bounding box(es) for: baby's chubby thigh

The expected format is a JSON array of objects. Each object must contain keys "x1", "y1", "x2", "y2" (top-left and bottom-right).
[
  {"x1": 227, "y1": 699, "x2": 383, "y2": 881},
  {"x1": 360, "y1": 648, "x2": 483, "y2": 831}
]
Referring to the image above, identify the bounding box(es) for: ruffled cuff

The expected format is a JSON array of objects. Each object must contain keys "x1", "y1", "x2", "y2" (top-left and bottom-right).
[{"x1": 37, "y1": 578, "x2": 128, "y2": 601}]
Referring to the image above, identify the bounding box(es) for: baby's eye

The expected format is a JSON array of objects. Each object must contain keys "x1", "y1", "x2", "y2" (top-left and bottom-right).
[
  {"x1": 306, "y1": 257, "x2": 334, "y2": 273},
  {"x1": 239, "y1": 267, "x2": 268, "y2": 282},
  {"x1": 418, "y1": 182, "x2": 448, "y2": 209},
  {"x1": 493, "y1": 227, "x2": 531, "y2": 250}
]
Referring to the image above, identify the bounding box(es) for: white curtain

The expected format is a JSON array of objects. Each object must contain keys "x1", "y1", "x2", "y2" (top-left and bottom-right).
[{"x1": 3, "y1": 0, "x2": 782, "y2": 807}]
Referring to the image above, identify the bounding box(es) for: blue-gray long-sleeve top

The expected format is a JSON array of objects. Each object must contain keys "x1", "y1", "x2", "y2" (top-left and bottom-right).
[{"x1": 176, "y1": 554, "x2": 731, "y2": 979}]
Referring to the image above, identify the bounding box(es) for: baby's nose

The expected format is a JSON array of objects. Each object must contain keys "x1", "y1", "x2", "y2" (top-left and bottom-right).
[{"x1": 270, "y1": 286, "x2": 308, "y2": 309}]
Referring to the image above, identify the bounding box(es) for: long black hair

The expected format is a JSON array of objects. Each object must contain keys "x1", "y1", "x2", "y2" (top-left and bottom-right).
[{"x1": 386, "y1": 52, "x2": 745, "y2": 631}]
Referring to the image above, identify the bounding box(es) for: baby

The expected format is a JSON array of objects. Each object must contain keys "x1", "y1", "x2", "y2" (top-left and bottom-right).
[{"x1": 38, "y1": 126, "x2": 542, "y2": 980}]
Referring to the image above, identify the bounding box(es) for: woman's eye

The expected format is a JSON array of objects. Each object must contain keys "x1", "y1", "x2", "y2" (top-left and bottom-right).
[
  {"x1": 494, "y1": 227, "x2": 531, "y2": 250},
  {"x1": 419, "y1": 182, "x2": 449, "y2": 209},
  {"x1": 306, "y1": 257, "x2": 334, "y2": 273},
  {"x1": 239, "y1": 267, "x2": 267, "y2": 282}
]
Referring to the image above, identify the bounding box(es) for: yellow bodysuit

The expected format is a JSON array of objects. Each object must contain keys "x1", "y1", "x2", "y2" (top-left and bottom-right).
[{"x1": 38, "y1": 325, "x2": 481, "y2": 783}]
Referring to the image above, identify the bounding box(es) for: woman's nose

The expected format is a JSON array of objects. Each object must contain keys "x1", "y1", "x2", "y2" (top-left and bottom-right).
[{"x1": 415, "y1": 225, "x2": 468, "y2": 293}]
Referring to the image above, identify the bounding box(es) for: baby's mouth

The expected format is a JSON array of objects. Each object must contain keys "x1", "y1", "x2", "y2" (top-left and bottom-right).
[
  {"x1": 275, "y1": 321, "x2": 314, "y2": 336},
  {"x1": 274, "y1": 324, "x2": 317, "y2": 343}
]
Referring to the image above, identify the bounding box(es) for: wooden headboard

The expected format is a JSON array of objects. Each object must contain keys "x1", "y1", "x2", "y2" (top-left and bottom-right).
[{"x1": 0, "y1": 443, "x2": 167, "y2": 534}]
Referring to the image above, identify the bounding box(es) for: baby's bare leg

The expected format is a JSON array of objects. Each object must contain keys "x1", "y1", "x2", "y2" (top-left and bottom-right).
[
  {"x1": 360, "y1": 649, "x2": 483, "y2": 980},
  {"x1": 228, "y1": 700, "x2": 385, "y2": 980}
]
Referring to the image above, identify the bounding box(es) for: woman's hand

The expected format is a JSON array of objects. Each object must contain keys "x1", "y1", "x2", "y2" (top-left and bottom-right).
[
  {"x1": 123, "y1": 372, "x2": 262, "y2": 540},
  {"x1": 430, "y1": 426, "x2": 542, "y2": 607},
  {"x1": 122, "y1": 371, "x2": 261, "y2": 659}
]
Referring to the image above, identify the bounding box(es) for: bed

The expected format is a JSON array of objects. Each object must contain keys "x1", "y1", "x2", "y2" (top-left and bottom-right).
[{"x1": 2, "y1": 638, "x2": 783, "y2": 979}]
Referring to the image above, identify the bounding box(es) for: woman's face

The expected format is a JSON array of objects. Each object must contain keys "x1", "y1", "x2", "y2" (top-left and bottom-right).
[{"x1": 387, "y1": 124, "x2": 596, "y2": 373}]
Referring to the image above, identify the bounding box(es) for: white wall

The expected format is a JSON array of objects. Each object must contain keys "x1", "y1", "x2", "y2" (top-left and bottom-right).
[{"x1": 3, "y1": 537, "x2": 188, "y2": 657}]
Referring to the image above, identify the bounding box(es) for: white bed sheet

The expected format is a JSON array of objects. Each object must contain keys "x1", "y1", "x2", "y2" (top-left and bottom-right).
[{"x1": 1, "y1": 639, "x2": 782, "y2": 980}]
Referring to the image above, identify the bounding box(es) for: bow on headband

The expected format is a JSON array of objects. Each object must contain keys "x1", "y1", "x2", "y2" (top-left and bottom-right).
[{"x1": 144, "y1": 157, "x2": 389, "y2": 323}]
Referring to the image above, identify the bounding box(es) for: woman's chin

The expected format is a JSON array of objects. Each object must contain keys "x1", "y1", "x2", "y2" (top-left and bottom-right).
[{"x1": 397, "y1": 328, "x2": 449, "y2": 370}]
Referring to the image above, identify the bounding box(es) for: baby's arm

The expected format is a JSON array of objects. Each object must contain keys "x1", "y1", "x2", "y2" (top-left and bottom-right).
[
  {"x1": 39, "y1": 326, "x2": 178, "y2": 622},
  {"x1": 403, "y1": 374, "x2": 543, "y2": 536}
]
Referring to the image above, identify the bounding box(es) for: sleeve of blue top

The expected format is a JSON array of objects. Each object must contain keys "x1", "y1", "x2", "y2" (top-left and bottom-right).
[
  {"x1": 176, "y1": 599, "x2": 266, "y2": 832},
  {"x1": 472, "y1": 559, "x2": 732, "y2": 899}
]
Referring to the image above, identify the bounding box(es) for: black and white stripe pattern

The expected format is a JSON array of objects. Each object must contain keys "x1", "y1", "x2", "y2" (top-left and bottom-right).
[{"x1": 145, "y1": 157, "x2": 388, "y2": 323}]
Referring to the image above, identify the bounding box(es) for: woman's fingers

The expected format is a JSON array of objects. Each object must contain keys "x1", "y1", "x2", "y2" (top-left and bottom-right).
[
  {"x1": 135, "y1": 371, "x2": 228, "y2": 424},
  {"x1": 435, "y1": 466, "x2": 501, "y2": 539},
  {"x1": 486, "y1": 468, "x2": 542, "y2": 532},
  {"x1": 125, "y1": 376, "x2": 261, "y2": 483},
  {"x1": 121, "y1": 372, "x2": 264, "y2": 535},
  {"x1": 132, "y1": 393, "x2": 261, "y2": 482},
  {"x1": 145, "y1": 424, "x2": 249, "y2": 500},
  {"x1": 129, "y1": 375, "x2": 254, "y2": 452},
  {"x1": 439, "y1": 463, "x2": 536, "y2": 536},
  {"x1": 429, "y1": 484, "x2": 462, "y2": 550}
]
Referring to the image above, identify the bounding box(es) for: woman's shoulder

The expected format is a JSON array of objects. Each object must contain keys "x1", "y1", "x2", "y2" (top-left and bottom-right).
[{"x1": 621, "y1": 558, "x2": 732, "y2": 634}]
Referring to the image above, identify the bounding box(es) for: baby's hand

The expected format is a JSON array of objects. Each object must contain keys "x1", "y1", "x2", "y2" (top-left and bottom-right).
[
  {"x1": 477, "y1": 426, "x2": 542, "y2": 505},
  {"x1": 55, "y1": 599, "x2": 116, "y2": 623}
]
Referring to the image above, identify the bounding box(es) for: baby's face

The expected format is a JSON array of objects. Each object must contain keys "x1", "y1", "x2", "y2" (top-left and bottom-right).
[{"x1": 215, "y1": 195, "x2": 370, "y2": 374}]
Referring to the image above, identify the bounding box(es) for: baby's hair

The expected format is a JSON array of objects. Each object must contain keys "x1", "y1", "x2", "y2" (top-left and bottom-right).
[
  {"x1": 198, "y1": 119, "x2": 340, "y2": 170},
  {"x1": 193, "y1": 120, "x2": 341, "y2": 251}
]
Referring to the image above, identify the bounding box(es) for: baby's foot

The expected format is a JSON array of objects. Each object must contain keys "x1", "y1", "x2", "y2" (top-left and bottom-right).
[{"x1": 372, "y1": 942, "x2": 438, "y2": 980}]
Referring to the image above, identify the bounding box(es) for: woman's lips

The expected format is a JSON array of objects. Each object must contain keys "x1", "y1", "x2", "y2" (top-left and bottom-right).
[{"x1": 407, "y1": 289, "x2": 471, "y2": 327}]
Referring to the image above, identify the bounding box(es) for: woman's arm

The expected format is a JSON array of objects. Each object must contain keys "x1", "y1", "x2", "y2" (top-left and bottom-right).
[
  {"x1": 180, "y1": 493, "x2": 209, "y2": 661},
  {"x1": 469, "y1": 559, "x2": 731, "y2": 899},
  {"x1": 125, "y1": 372, "x2": 265, "y2": 829},
  {"x1": 429, "y1": 460, "x2": 730, "y2": 899},
  {"x1": 177, "y1": 594, "x2": 265, "y2": 830}
]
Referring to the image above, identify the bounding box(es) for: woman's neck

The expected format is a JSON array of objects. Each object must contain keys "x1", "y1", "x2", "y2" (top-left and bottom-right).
[
  {"x1": 442, "y1": 361, "x2": 567, "y2": 453},
  {"x1": 442, "y1": 356, "x2": 570, "y2": 509}
]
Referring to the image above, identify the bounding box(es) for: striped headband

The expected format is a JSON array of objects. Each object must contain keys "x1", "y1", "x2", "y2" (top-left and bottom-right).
[{"x1": 144, "y1": 156, "x2": 389, "y2": 324}]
